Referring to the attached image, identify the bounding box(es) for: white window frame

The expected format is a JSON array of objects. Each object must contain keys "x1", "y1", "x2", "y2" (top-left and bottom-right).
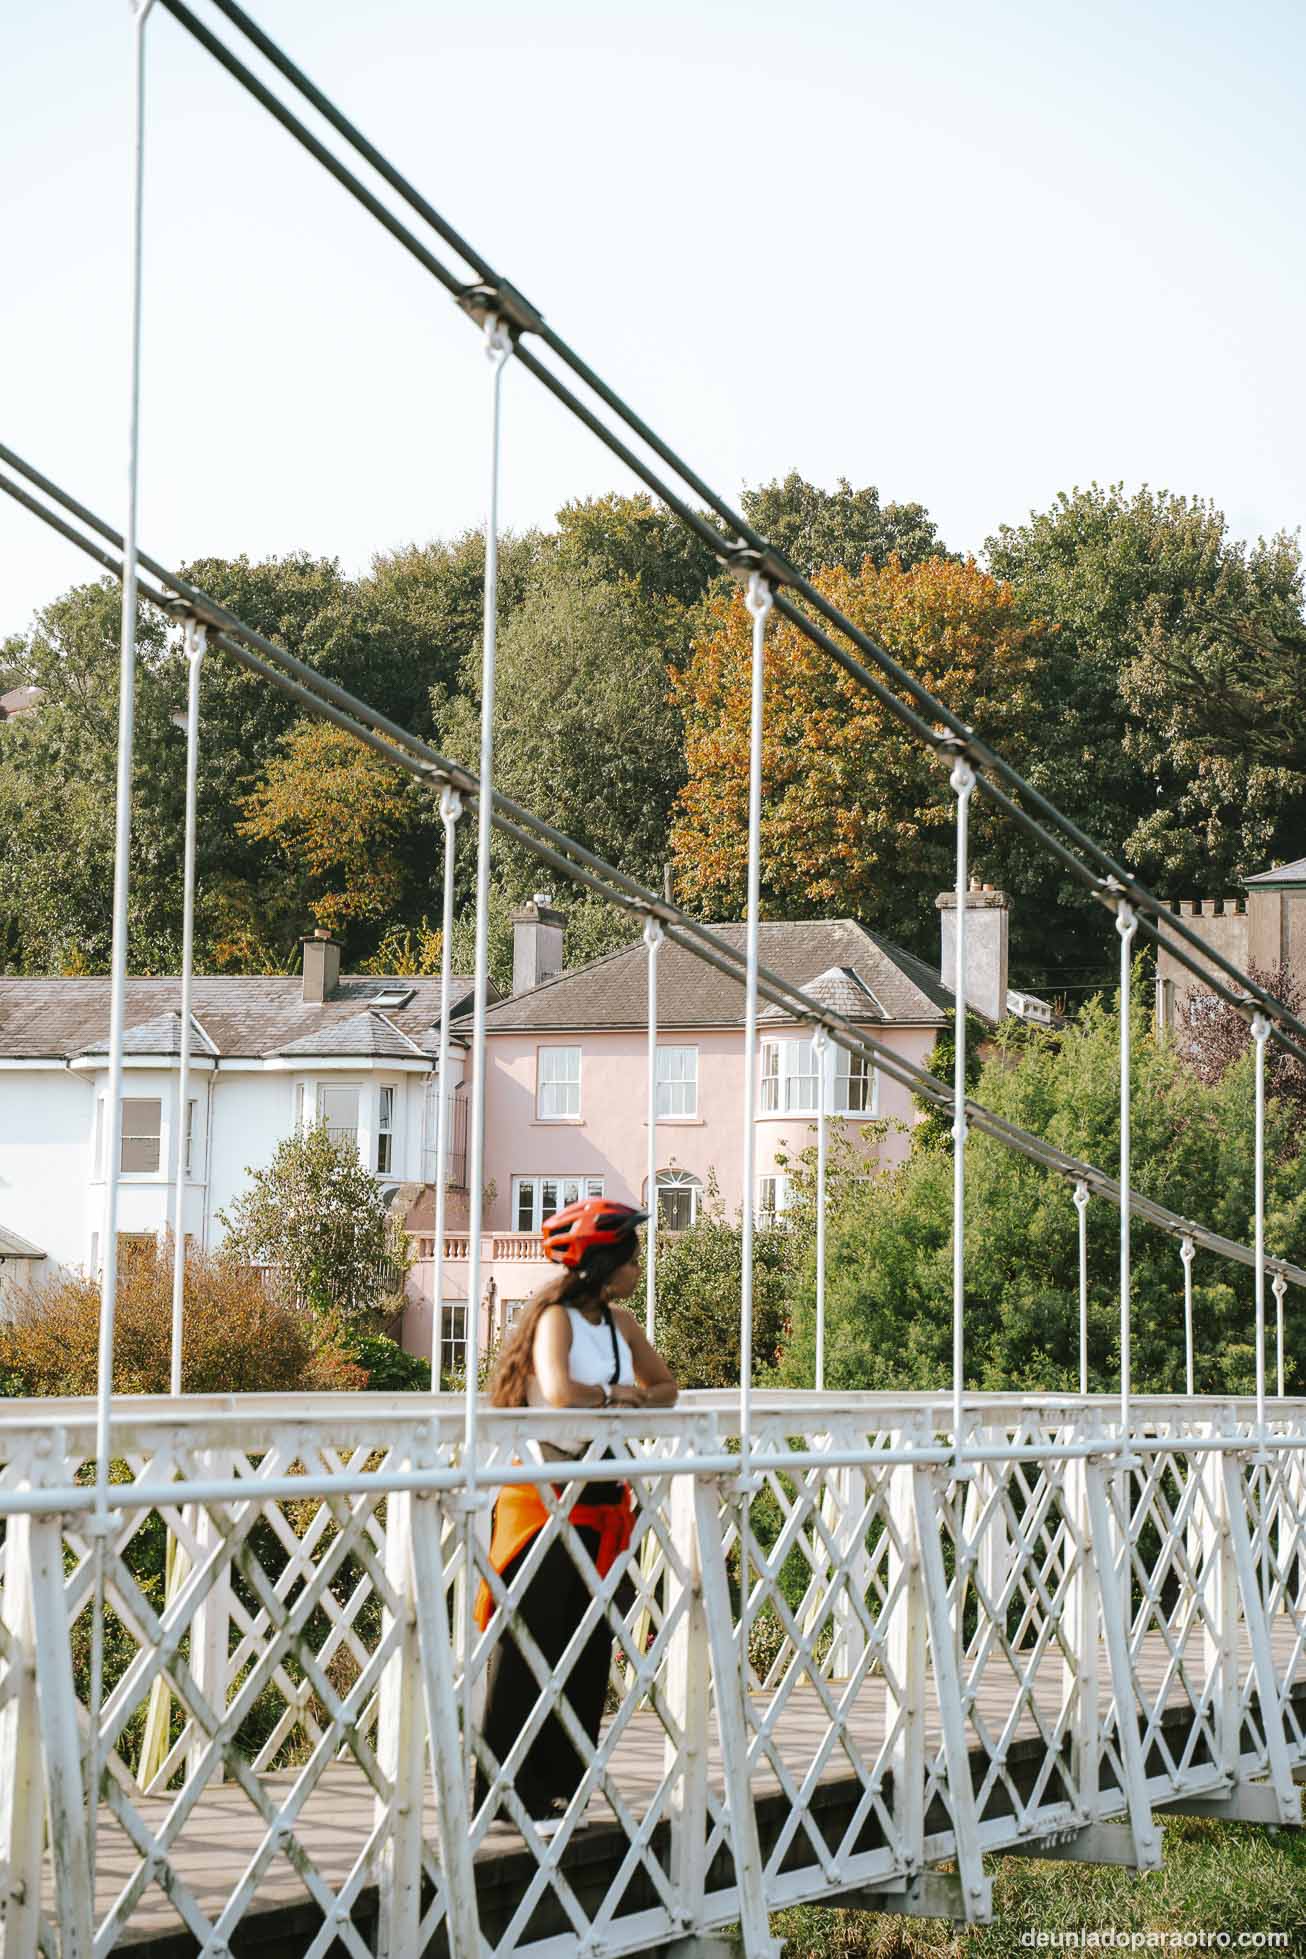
[
  {"x1": 376, "y1": 1084, "x2": 395, "y2": 1175},
  {"x1": 655, "y1": 1044, "x2": 698, "y2": 1119},
  {"x1": 758, "y1": 1172, "x2": 789, "y2": 1221},
  {"x1": 512, "y1": 1173, "x2": 605, "y2": 1233},
  {"x1": 120, "y1": 1097, "x2": 163, "y2": 1175},
  {"x1": 316, "y1": 1082, "x2": 362, "y2": 1158},
  {"x1": 759, "y1": 1038, "x2": 819, "y2": 1115},
  {"x1": 440, "y1": 1302, "x2": 468, "y2": 1378},
  {"x1": 537, "y1": 1045, "x2": 582, "y2": 1121},
  {"x1": 184, "y1": 1096, "x2": 198, "y2": 1176},
  {"x1": 832, "y1": 1044, "x2": 878, "y2": 1116}
]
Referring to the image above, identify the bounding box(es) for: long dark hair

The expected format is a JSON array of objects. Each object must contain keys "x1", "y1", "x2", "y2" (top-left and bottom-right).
[{"x1": 488, "y1": 1232, "x2": 638, "y2": 1408}]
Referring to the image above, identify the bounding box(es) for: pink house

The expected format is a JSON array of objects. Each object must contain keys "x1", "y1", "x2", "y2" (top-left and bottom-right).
[{"x1": 403, "y1": 892, "x2": 1019, "y2": 1373}]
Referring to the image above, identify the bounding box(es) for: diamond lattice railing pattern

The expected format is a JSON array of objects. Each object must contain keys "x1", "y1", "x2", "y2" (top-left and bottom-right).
[{"x1": 0, "y1": 1392, "x2": 1303, "y2": 1959}]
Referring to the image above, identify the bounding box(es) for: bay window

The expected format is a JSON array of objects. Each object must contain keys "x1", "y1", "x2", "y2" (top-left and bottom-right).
[{"x1": 759, "y1": 1039, "x2": 819, "y2": 1114}]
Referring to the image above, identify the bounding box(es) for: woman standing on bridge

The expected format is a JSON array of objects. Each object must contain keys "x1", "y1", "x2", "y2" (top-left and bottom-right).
[{"x1": 472, "y1": 1197, "x2": 678, "y2": 1831}]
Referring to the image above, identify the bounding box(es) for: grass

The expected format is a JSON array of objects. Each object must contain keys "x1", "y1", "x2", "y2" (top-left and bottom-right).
[{"x1": 773, "y1": 1818, "x2": 1306, "y2": 1956}]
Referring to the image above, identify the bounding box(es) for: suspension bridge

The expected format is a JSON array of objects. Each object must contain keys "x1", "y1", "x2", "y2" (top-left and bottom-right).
[{"x1": 2, "y1": 2, "x2": 1306, "y2": 1954}]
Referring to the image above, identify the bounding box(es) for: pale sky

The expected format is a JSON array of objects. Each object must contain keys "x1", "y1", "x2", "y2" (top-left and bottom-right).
[{"x1": 3, "y1": 0, "x2": 1304, "y2": 642}]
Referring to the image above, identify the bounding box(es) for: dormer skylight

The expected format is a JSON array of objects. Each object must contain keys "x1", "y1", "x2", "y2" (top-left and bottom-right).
[{"x1": 370, "y1": 987, "x2": 415, "y2": 1010}]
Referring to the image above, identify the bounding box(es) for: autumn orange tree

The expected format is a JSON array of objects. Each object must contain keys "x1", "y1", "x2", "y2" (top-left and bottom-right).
[
  {"x1": 238, "y1": 718, "x2": 428, "y2": 936},
  {"x1": 670, "y1": 556, "x2": 1044, "y2": 954}
]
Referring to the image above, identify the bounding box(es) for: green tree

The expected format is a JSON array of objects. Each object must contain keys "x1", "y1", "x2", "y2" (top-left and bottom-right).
[
  {"x1": 986, "y1": 485, "x2": 1304, "y2": 983},
  {"x1": 436, "y1": 553, "x2": 688, "y2": 902},
  {"x1": 778, "y1": 989, "x2": 1306, "y2": 1397},
  {"x1": 652, "y1": 1186, "x2": 796, "y2": 1389},
  {"x1": 553, "y1": 492, "x2": 718, "y2": 618},
  {"x1": 237, "y1": 718, "x2": 429, "y2": 936},
  {"x1": 741, "y1": 471, "x2": 947, "y2": 576},
  {"x1": 0, "y1": 580, "x2": 180, "y2": 973},
  {"x1": 218, "y1": 1122, "x2": 404, "y2": 1326},
  {"x1": 671, "y1": 554, "x2": 1041, "y2": 957}
]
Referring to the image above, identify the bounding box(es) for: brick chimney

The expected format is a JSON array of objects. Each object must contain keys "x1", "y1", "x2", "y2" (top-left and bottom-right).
[
  {"x1": 936, "y1": 881, "x2": 1010, "y2": 1022},
  {"x1": 301, "y1": 927, "x2": 342, "y2": 1004},
  {"x1": 511, "y1": 893, "x2": 566, "y2": 995}
]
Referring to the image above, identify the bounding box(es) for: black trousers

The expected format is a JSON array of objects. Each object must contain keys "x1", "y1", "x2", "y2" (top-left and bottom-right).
[{"x1": 475, "y1": 1489, "x2": 626, "y2": 1822}]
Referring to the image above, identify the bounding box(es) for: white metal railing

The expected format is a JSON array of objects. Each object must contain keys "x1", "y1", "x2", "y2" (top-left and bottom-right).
[{"x1": 1, "y1": 1390, "x2": 1303, "y2": 1956}]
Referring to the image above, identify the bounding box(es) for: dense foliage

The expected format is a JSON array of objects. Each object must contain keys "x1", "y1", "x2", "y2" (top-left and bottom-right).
[
  {"x1": 2, "y1": 472, "x2": 1303, "y2": 1000},
  {"x1": 650, "y1": 1182, "x2": 795, "y2": 1389},
  {"x1": 671, "y1": 555, "x2": 1041, "y2": 956},
  {"x1": 776, "y1": 989, "x2": 1306, "y2": 1397},
  {"x1": 0, "y1": 1242, "x2": 366, "y2": 1396}
]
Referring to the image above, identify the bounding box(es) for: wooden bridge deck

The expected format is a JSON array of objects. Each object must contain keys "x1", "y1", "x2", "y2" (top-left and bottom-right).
[{"x1": 74, "y1": 1620, "x2": 1306, "y2": 1955}]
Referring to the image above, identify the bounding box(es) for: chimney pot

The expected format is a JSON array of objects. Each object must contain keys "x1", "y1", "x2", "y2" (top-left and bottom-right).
[
  {"x1": 936, "y1": 884, "x2": 1011, "y2": 1019},
  {"x1": 300, "y1": 929, "x2": 342, "y2": 1004},
  {"x1": 511, "y1": 896, "x2": 566, "y2": 995}
]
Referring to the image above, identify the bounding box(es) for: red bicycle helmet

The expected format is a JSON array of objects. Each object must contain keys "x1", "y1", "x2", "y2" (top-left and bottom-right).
[{"x1": 541, "y1": 1197, "x2": 649, "y2": 1268}]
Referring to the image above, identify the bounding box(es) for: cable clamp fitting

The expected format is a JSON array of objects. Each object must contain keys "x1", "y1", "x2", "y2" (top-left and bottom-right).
[
  {"x1": 456, "y1": 279, "x2": 545, "y2": 337},
  {"x1": 726, "y1": 542, "x2": 797, "y2": 592},
  {"x1": 182, "y1": 615, "x2": 208, "y2": 663},
  {"x1": 743, "y1": 570, "x2": 774, "y2": 623},
  {"x1": 439, "y1": 785, "x2": 464, "y2": 826}
]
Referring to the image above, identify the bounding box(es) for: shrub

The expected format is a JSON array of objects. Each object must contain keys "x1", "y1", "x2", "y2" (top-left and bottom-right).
[
  {"x1": 218, "y1": 1120, "x2": 404, "y2": 1324},
  {"x1": 0, "y1": 1241, "x2": 366, "y2": 1396},
  {"x1": 346, "y1": 1332, "x2": 432, "y2": 1392},
  {"x1": 652, "y1": 1181, "x2": 797, "y2": 1389}
]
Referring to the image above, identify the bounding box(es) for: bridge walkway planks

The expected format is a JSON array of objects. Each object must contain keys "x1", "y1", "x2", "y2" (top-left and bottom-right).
[{"x1": 72, "y1": 1619, "x2": 1304, "y2": 1955}]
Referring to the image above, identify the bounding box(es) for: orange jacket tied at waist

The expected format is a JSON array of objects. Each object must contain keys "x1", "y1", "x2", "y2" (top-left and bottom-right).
[{"x1": 473, "y1": 1479, "x2": 635, "y2": 1632}]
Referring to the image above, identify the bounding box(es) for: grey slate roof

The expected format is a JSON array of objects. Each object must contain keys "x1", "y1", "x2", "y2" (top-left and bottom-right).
[
  {"x1": 0, "y1": 975, "x2": 479, "y2": 1062},
  {"x1": 760, "y1": 964, "x2": 887, "y2": 1022},
  {"x1": 1245, "y1": 858, "x2": 1306, "y2": 888},
  {"x1": 0, "y1": 1225, "x2": 45, "y2": 1259},
  {"x1": 479, "y1": 921, "x2": 953, "y2": 1033},
  {"x1": 277, "y1": 1010, "x2": 428, "y2": 1060},
  {"x1": 83, "y1": 1010, "x2": 220, "y2": 1058}
]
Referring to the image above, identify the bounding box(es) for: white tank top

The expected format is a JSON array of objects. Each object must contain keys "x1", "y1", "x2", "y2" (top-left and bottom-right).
[{"x1": 566, "y1": 1307, "x2": 635, "y2": 1388}]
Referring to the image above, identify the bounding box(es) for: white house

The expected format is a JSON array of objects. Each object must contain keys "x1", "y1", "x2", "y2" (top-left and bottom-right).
[{"x1": 0, "y1": 931, "x2": 477, "y2": 1286}]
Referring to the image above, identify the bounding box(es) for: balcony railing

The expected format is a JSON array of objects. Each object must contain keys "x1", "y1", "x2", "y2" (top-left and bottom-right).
[{"x1": 412, "y1": 1231, "x2": 546, "y2": 1264}]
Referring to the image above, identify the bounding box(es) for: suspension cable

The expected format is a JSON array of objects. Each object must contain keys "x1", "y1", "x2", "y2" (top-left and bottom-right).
[
  {"x1": 7, "y1": 435, "x2": 1305, "y2": 1081},
  {"x1": 950, "y1": 755, "x2": 976, "y2": 1461},
  {"x1": 1117, "y1": 903, "x2": 1139, "y2": 1438},
  {"x1": 144, "y1": 0, "x2": 1306, "y2": 1067},
  {"x1": 1180, "y1": 1234, "x2": 1196, "y2": 1397},
  {"x1": 644, "y1": 918, "x2": 663, "y2": 1342},
  {"x1": 813, "y1": 1025, "x2": 828, "y2": 1394},
  {"x1": 738, "y1": 571, "x2": 772, "y2": 1492},
  {"x1": 1253, "y1": 1012, "x2": 1269, "y2": 1433},
  {"x1": 5, "y1": 457, "x2": 1305, "y2": 1301},
  {"x1": 431, "y1": 785, "x2": 463, "y2": 1386},
  {"x1": 463, "y1": 314, "x2": 511, "y2": 1467},
  {"x1": 169, "y1": 614, "x2": 207, "y2": 1394},
  {"x1": 1073, "y1": 1180, "x2": 1090, "y2": 1397},
  {"x1": 91, "y1": 0, "x2": 158, "y2": 1899}
]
